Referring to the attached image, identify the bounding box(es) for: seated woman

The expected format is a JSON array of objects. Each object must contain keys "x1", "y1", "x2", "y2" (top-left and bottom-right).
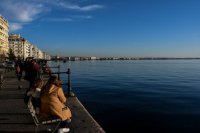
[
  {"x1": 27, "y1": 79, "x2": 44, "y2": 113},
  {"x1": 39, "y1": 75, "x2": 72, "y2": 133}
]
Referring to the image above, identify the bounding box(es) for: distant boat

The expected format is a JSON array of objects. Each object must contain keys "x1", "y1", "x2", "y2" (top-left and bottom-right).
[{"x1": 63, "y1": 59, "x2": 67, "y2": 63}]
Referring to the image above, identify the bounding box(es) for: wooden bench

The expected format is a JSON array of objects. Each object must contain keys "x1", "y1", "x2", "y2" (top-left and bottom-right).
[{"x1": 27, "y1": 97, "x2": 62, "y2": 133}]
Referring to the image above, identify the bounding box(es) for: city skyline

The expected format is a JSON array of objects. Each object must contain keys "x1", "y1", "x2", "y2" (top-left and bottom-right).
[{"x1": 0, "y1": 0, "x2": 200, "y2": 57}]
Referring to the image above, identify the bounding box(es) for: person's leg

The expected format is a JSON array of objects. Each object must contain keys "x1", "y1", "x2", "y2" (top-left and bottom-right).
[
  {"x1": 19, "y1": 71, "x2": 22, "y2": 81},
  {"x1": 60, "y1": 119, "x2": 71, "y2": 128},
  {"x1": 58, "y1": 120, "x2": 70, "y2": 133},
  {"x1": 59, "y1": 121, "x2": 66, "y2": 128}
]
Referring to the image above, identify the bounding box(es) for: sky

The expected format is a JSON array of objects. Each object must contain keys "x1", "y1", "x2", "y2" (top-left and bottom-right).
[{"x1": 0, "y1": 0, "x2": 200, "y2": 57}]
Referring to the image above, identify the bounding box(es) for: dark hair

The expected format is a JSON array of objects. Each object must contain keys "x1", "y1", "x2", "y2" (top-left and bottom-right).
[
  {"x1": 48, "y1": 75, "x2": 62, "y2": 87},
  {"x1": 33, "y1": 79, "x2": 43, "y2": 88},
  {"x1": 48, "y1": 75, "x2": 57, "y2": 84}
]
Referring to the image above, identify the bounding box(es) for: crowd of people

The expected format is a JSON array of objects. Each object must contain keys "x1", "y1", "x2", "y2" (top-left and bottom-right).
[{"x1": 14, "y1": 58, "x2": 72, "y2": 133}]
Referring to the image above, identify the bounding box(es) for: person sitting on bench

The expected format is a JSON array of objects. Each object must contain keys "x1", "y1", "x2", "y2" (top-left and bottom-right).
[
  {"x1": 39, "y1": 75, "x2": 72, "y2": 133},
  {"x1": 27, "y1": 79, "x2": 44, "y2": 114}
]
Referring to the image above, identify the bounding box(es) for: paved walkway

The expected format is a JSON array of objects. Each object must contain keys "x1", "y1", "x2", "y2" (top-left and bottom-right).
[{"x1": 0, "y1": 70, "x2": 105, "y2": 133}]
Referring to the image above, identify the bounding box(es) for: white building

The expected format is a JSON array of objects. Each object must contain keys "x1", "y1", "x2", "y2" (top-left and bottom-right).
[
  {"x1": 43, "y1": 52, "x2": 51, "y2": 60},
  {"x1": 9, "y1": 34, "x2": 31, "y2": 59},
  {"x1": 38, "y1": 49, "x2": 43, "y2": 59},
  {"x1": 0, "y1": 16, "x2": 9, "y2": 56},
  {"x1": 90, "y1": 57, "x2": 97, "y2": 60},
  {"x1": 8, "y1": 34, "x2": 50, "y2": 60},
  {"x1": 32, "y1": 45, "x2": 39, "y2": 59}
]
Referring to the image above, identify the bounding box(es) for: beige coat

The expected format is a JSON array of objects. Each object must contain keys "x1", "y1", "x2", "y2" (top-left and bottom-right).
[{"x1": 40, "y1": 84, "x2": 72, "y2": 121}]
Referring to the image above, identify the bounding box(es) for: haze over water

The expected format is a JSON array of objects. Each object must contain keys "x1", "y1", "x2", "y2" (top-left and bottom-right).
[{"x1": 50, "y1": 59, "x2": 200, "y2": 133}]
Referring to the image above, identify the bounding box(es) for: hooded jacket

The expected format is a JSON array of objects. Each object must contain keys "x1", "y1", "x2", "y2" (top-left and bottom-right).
[{"x1": 40, "y1": 84, "x2": 72, "y2": 120}]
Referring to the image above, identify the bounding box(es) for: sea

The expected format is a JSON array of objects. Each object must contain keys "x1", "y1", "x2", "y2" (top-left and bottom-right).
[{"x1": 49, "y1": 59, "x2": 200, "y2": 133}]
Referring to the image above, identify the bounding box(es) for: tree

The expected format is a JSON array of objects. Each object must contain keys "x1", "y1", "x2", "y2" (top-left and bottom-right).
[
  {"x1": 0, "y1": 53, "x2": 5, "y2": 61},
  {"x1": 7, "y1": 48, "x2": 16, "y2": 61}
]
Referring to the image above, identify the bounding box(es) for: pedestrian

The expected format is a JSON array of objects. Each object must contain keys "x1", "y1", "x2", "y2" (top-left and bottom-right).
[
  {"x1": 29, "y1": 59, "x2": 40, "y2": 88},
  {"x1": 15, "y1": 59, "x2": 23, "y2": 81}
]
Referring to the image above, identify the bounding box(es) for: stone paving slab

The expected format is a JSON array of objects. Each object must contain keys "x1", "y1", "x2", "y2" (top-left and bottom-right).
[{"x1": 0, "y1": 99, "x2": 27, "y2": 113}]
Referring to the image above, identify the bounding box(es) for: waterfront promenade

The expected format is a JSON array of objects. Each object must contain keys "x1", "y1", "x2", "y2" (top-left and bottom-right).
[{"x1": 0, "y1": 70, "x2": 105, "y2": 133}]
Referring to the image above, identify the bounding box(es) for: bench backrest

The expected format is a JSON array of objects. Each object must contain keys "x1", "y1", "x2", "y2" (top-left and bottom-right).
[{"x1": 27, "y1": 97, "x2": 40, "y2": 125}]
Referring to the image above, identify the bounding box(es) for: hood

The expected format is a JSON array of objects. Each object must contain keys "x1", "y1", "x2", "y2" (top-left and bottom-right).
[{"x1": 43, "y1": 84, "x2": 58, "y2": 94}]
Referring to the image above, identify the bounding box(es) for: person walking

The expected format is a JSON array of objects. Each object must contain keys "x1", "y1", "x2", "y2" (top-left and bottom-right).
[
  {"x1": 29, "y1": 59, "x2": 40, "y2": 88},
  {"x1": 15, "y1": 59, "x2": 23, "y2": 81},
  {"x1": 15, "y1": 59, "x2": 24, "y2": 89}
]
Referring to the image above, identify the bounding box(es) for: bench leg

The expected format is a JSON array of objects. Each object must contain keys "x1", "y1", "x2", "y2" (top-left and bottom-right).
[{"x1": 35, "y1": 125, "x2": 39, "y2": 133}]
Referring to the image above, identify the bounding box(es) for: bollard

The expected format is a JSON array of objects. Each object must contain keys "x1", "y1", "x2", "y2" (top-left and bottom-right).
[{"x1": 67, "y1": 68, "x2": 75, "y2": 97}]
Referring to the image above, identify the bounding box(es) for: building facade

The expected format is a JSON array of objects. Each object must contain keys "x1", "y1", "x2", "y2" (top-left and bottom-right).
[
  {"x1": 43, "y1": 52, "x2": 51, "y2": 60},
  {"x1": 9, "y1": 34, "x2": 32, "y2": 59},
  {"x1": 0, "y1": 16, "x2": 9, "y2": 57},
  {"x1": 32, "y1": 45, "x2": 39, "y2": 59},
  {"x1": 9, "y1": 34, "x2": 50, "y2": 60}
]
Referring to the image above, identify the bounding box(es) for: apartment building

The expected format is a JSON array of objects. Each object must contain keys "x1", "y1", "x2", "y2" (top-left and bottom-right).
[
  {"x1": 9, "y1": 34, "x2": 32, "y2": 59},
  {"x1": 32, "y1": 45, "x2": 39, "y2": 59},
  {"x1": 9, "y1": 34, "x2": 51, "y2": 60},
  {"x1": 43, "y1": 52, "x2": 51, "y2": 60},
  {"x1": 38, "y1": 49, "x2": 43, "y2": 59},
  {"x1": 0, "y1": 16, "x2": 9, "y2": 55}
]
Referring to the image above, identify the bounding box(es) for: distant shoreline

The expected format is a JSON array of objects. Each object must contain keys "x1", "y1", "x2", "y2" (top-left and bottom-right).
[{"x1": 51, "y1": 57, "x2": 200, "y2": 61}]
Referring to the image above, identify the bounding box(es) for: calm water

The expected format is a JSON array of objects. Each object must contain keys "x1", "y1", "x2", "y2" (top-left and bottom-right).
[{"x1": 50, "y1": 60, "x2": 200, "y2": 133}]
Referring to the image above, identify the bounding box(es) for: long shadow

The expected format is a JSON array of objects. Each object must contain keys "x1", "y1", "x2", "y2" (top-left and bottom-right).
[{"x1": 0, "y1": 131, "x2": 54, "y2": 133}]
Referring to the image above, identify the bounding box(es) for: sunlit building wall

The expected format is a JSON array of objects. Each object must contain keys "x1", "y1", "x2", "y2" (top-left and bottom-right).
[
  {"x1": 43, "y1": 52, "x2": 51, "y2": 60},
  {"x1": 0, "y1": 15, "x2": 9, "y2": 55},
  {"x1": 9, "y1": 34, "x2": 50, "y2": 60},
  {"x1": 9, "y1": 34, "x2": 30, "y2": 59}
]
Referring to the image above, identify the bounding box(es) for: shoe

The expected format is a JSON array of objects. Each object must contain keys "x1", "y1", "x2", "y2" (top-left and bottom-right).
[
  {"x1": 18, "y1": 85, "x2": 22, "y2": 89},
  {"x1": 58, "y1": 128, "x2": 70, "y2": 133},
  {"x1": 46, "y1": 128, "x2": 52, "y2": 132},
  {"x1": 63, "y1": 128, "x2": 70, "y2": 132}
]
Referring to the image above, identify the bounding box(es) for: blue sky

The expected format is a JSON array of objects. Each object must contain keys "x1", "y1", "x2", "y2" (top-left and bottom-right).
[{"x1": 0, "y1": 0, "x2": 200, "y2": 57}]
